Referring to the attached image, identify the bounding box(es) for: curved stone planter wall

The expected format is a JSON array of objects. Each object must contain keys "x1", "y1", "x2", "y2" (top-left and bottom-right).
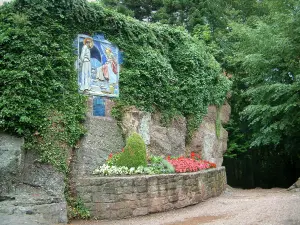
[{"x1": 75, "y1": 167, "x2": 226, "y2": 220}]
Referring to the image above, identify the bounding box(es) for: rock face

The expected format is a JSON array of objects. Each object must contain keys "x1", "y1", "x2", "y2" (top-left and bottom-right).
[
  {"x1": 121, "y1": 107, "x2": 151, "y2": 145},
  {"x1": 72, "y1": 97, "x2": 125, "y2": 177},
  {"x1": 288, "y1": 178, "x2": 300, "y2": 192},
  {"x1": 0, "y1": 133, "x2": 67, "y2": 225},
  {"x1": 0, "y1": 133, "x2": 23, "y2": 197},
  {"x1": 148, "y1": 114, "x2": 187, "y2": 157},
  {"x1": 121, "y1": 102, "x2": 230, "y2": 166},
  {"x1": 121, "y1": 110, "x2": 187, "y2": 157},
  {"x1": 187, "y1": 103, "x2": 230, "y2": 167}
]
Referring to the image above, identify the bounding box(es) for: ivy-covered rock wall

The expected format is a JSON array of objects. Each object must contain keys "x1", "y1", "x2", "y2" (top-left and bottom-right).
[{"x1": 0, "y1": 0, "x2": 231, "y2": 172}]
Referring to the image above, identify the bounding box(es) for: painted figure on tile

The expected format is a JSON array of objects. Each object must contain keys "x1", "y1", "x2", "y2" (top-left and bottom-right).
[
  {"x1": 97, "y1": 48, "x2": 118, "y2": 82},
  {"x1": 79, "y1": 37, "x2": 93, "y2": 91}
]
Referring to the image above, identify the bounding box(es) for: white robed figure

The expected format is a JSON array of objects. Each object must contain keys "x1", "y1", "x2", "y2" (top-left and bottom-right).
[{"x1": 79, "y1": 38, "x2": 93, "y2": 91}]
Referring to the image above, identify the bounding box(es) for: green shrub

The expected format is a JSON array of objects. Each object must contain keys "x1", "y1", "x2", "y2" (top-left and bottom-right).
[{"x1": 116, "y1": 132, "x2": 147, "y2": 168}]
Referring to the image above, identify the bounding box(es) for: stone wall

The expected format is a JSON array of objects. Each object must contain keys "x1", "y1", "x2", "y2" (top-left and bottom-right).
[{"x1": 75, "y1": 167, "x2": 226, "y2": 220}]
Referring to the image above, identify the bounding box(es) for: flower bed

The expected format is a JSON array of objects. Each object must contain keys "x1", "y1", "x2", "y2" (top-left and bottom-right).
[{"x1": 93, "y1": 151, "x2": 216, "y2": 176}]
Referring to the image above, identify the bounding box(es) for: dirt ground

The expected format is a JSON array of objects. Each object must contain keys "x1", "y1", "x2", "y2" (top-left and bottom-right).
[{"x1": 70, "y1": 187, "x2": 300, "y2": 225}]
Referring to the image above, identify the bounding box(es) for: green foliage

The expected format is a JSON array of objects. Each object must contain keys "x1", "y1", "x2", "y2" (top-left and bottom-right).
[
  {"x1": 0, "y1": 1, "x2": 87, "y2": 172},
  {"x1": 149, "y1": 0, "x2": 227, "y2": 32},
  {"x1": 110, "y1": 99, "x2": 126, "y2": 122},
  {"x1": 116, "y1": 132, "x2": 147, "y2": 168},
  {"x1": 94, "y1": 154, "x2": 175, "y2": 175},
  {"x1": 65, "y1": 175, "x2": 90, "y2": 220},
  {"x1": 161, "y1": 159, "x2": 175, "y2": 173},
  {"x1": 215, "y1": 106, "x2": 221, "y2": 139},
  {"x1": 222, "y1": 0, "x2": 300, "y2": 188},
  {"x1": 67, "y1": 196, "x2": 90, "y2": 220},
  {"x1": 224, "y1": 2, "x2": 300, "y2": 154}
]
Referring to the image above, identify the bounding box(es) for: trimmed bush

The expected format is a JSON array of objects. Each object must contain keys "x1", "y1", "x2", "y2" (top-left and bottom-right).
[{"x1": 116, "y1": 132, "x2": 147, "y2": 168}]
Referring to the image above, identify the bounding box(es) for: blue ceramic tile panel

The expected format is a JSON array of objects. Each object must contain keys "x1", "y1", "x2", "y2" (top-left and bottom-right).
[
  {"x1": 93, "y1": 96, "x2": 105, "y2": 117},
  {"x1": 75, "y1": 34, "x2": 123, "y2": 98}
]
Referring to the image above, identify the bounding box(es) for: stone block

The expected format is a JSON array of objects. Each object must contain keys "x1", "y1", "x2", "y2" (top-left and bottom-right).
[
  {"x1": 116, "y1": 208, "x2": 133, "y2": 219},
  {"x1": 168, "y1": 195, "x2": 179, "y2": 203},
  {"x1": 136, "y1": 185, "x2": 147, "y2": 193},
  {"x1": 166, "y1": 182, "x2": 177, "y2": 190},
  {"x1": 133, "y1": 207, "x2": 148, "y2": 216},
  {"x1": 148, "y1": 185, "x2": 158, "y2": 192},
  {"x1": 138, "y1": 198, "x2": 149, "y2": 207},
  {"x1": 80, "y1": 193, "x2": 92, "y2": 203},
  {"x1": 92, "y1": 193, "x2": 116, "y2": 203},
  {"x1": 121, "y1": 193, "x2": 137, "y2": 201},
  {"x1": 163, "y1": 203, "x2": 174, "y2": 211},
  {"x1": 136, "y1": 193, "x2": 148, "y2": 200}
]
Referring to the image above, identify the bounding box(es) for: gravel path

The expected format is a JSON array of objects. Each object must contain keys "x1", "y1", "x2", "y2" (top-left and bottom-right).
[{"x1": 70, "y1": 187, "x2": 300, "y2": 225}]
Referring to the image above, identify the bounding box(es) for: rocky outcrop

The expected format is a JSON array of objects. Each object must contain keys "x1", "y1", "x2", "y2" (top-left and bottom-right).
[
  {"x1": 121, "y1": 109, "x2": 187, "y2": 157},
  {"x1": 0, "y1": 133, "x2": 23, "y2": 197},
  {"x1": 288, "y1": 178, "x2": 300, "y2": 192},
  {"x1": 121, "y1": 102, "x2": 230, "y2": 167},
  {"x1": 148, "y1": 114, "x2": 187, "y2": 157},
  {"x1": 0, "y1": 133, "x2": 67, "y2": 225},
  {"x1": 187, "y1": 103, "x2": 230, "y2": 167},
  {"x1": 72, "y1": 97, "x2": 125, "y2": 177},
  {"x1": 121, "y1": 107, "x2": 151, "y2": 145}
]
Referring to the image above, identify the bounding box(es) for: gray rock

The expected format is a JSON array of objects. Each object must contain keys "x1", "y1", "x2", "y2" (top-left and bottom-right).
[
  {"x1": 0, "y1": 133, "x2": 24, "y2": 196},
  {"x1": 148, "y1": 114, "x2": 186, "y2": 157},
  {"x1": 288, "y1": 178, "x2": 300, "y2": 192},
  {"x1": 187, "y1": 105, "x2": 228, "y2": 167},
  {"x1": 20, "y1": 151, "x2": 65, "y2": 199},
  {"x1": 73, "y1": 97, "x2": 125, "y2": 176},
  {"x1": 0, "y1": 132, "x2": 68, "y2": 224},
  {"x1": 220, "y1": 101, "x2": 231, "y2": 124},
  {"x1": 121, "y1": 106, "x2": 151, "y2": 145}
]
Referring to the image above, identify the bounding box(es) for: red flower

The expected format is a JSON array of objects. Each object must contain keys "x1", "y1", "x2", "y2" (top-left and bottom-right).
[
  {"x1": 190, "y1": 152, "x2": 195, "y2": 159},
  {"x1": 167, "y1": 157, "x2": 216, "y2": 173}
]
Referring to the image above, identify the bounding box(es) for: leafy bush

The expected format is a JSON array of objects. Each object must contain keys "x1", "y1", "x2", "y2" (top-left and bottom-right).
[{"x1": 115, "y1": 133, "x2": 147, "y2": 168}]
